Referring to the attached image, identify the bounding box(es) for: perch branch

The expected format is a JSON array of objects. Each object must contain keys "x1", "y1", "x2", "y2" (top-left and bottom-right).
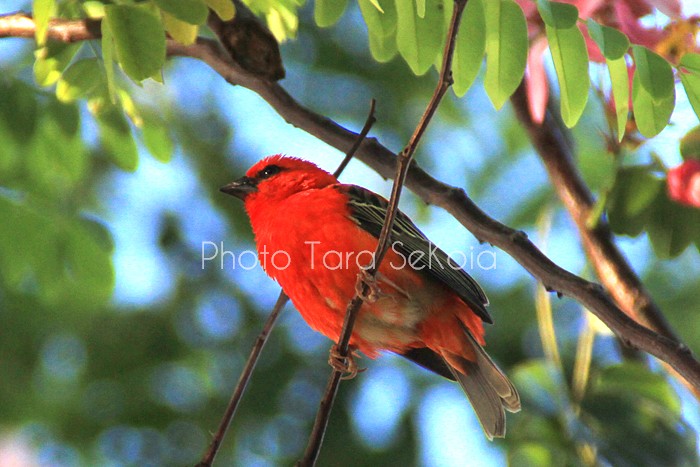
[
  {"x1": 298, "y1": 2, "x2": 467, "y2": 465},
  {"x1": 196, "y1": 100, "x2": 377, "y2": 467}
]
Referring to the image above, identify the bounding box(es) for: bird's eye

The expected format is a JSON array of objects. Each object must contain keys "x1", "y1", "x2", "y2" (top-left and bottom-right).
[{"x1": 258, "y1": 165, "x2": 282, "y2": 179}]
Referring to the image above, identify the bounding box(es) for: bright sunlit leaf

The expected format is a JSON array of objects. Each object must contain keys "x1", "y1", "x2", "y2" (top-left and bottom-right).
[
  {"x1": 153, "y1": 0, "x2": 208, "y2": 25},
  {"x1": 632, "y1": 45, "x2": 674, "y2": 102},
  {"x1": 416, "y1": 0, "x2": 426, "y2": 18},
  {"x1": 587, "y1": 19, "x2": 630, "y2": 60},
  {"x1": 204, "y1": 0, "x2": 235, "y2": 21},
  {"x1": 33, "y1": 0, "x2": 56, "y2": 47},
  {"x1": 162, "y1": 11, "x2": 199, "y2": 45},
  {"x1": 543, "y1": 19, "x2": 589, "y2": 127},
  {"x1": 105, "y1": 5, "x2": 166, "y2": 82},
  {"x1": 607, "y1": 57, "x2": 629, "y2": 141},
  {"x1": 56, "y1": 58, "x2": 104, "y2": 103},
  {"x1": 395, "y1": 0, "x2": 444, "y2": 75},
  {"x1": 359, "y1": 0, "x2": 398, "y2": 62},
  {"x1": 484, "y1": 0, "x2": 527, "y2": 109},
  {"x1": 33, "y1": 42, "x2": 80, "y2": 87},
  {"x1": 632, "y1": 69, "x2": 675, "y2": 138},
  {"x1": 453, "y1": 0, "x2": 486, "y2": 96}
]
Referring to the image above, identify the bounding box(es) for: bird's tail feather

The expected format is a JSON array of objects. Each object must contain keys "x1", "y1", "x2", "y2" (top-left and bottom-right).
[{"x1": 444, "y1": 331, "x2": 521, "y2": 440}]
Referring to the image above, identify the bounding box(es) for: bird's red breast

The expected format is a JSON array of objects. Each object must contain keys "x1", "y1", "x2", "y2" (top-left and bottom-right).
[
  {"x1": 223, "y1": 155, "x2": 520, "y2": 439},
  {"x1": 242, "y1": 156, "x2": 484, "y2": 366}
]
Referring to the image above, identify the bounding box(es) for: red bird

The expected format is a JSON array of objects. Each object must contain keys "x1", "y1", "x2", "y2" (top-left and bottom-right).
[{"x1": 221, "y1": 155, "x2": 520, "y2": 438}]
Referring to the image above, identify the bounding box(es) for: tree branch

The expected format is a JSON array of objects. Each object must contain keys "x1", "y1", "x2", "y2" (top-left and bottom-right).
[
  {"x1": 510, "y1": 83, "x2": 700, "y2": 399},
  {"x1": 0, "y1": 12, "x2": 100, "y2": 41},
  {"x1": 163, "y1": 39, "x2": 700, "y2": 390},
  {"x1": 510, "y1": 84, "x2": 677, "y2": 340},
  {"x1": 2, "y1": 9, "x2": 699, "y2": 395},
  {"x1": 298, "y1": 2, "x2": 467, "y2": 464},
  {"x1": 196, "y1": 291, "x2": 289, "y2": 467},
  {"x1": 196, "y1": 100, "x2": 376, "y2": 467}
]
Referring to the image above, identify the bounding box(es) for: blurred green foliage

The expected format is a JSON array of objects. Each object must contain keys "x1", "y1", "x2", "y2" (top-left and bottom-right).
[{"x1": 0, "y1": 0, "x2": 699, "y2": 466}]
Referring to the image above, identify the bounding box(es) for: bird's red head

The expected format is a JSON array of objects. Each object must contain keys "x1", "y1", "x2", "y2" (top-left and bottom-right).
[{"x1": 220, "y1": 155, "x2": 338, "y2": 203}]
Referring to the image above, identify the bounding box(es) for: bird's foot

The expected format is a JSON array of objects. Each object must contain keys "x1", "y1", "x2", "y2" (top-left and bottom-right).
[
  {"x1": 356, "y1": 269, "x2": 380, "y2": 303},
  {"x1": 328, "y1": 345, "x2": 366, "y2": 380}
]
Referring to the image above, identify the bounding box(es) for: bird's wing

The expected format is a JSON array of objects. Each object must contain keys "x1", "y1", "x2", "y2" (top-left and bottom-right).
[{"x1": 337, "y1": 184, "x2": 492, "y2": 324}]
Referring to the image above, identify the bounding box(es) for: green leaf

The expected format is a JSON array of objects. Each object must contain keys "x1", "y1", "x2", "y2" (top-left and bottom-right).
[
  {"x1": 680, "y1": 125, "x2": 700, "y2": 160},
  {"x1": 632, "y1": 45, "x2": 674, "y2": 102},
  {"x1": 33, "y1": 42, "x2": 81, "y2": 87},
  {"x1": 105, "y1": 5, "x2": 166, "y2": 82},
  {"x1": 153, "y1": 0, "x2": 208, "y2": 25},
  {"x1": 0, "y1": 80, "x2": 38, "y2": 144},
  {"x1": 484, "y1": 0, "x2": 528, "y2": 109},
  {"x1": 47, "y1": 98, "x2": 80, "y2": 137},
  {"x1": 142, "y1": 114, "x2": 174, "y2": 162},
  {"x1": 632, "y1": 69, "x2": 675, "y2": 138},
  {"x1": 314, "y1": 0, "x2": 348, "y2": 27},
  {"x1": 453, "y1": 0, "x2": 486, "y2": 97},
  {"x1": 368, "y1": 0, "x2": 385, "y2": 13},
  {"x1": 536, "y1": 0, "x2": 578, "y2": 29},
  {"x1": 606, "y1": 166, "x2": 663, "y2": 236},
  {"x1": 680, "y1": 52, "x2": 700, "y2": 73},
  {"x1": 63, "y1": 219, "x2": 115, "y2": 304},
  {"x1": 543, "y1": 21, "x2": 589, "y2": 127},
  {"x1": 592, "y1": 364, "x2": 681, "y2": 415},
  {"x1": 359, "y1": 0, "x2": 398, "y2": 62},
  {"x1": 97, "y1": 105, "x2": 139, "y2": 171},
  {"x1": 416, "y1": 0, "x2": 426, "y2": 18},
  {"x1": 607, "y1": 56, "x2": 629, "y2": 141},
  {"x1": 509, "y1": 443, "x2": 553, "y2": 467},
  {"x1": 162, "y1": 11, "x2": 199, "y2": 45},
  {"x1": 586, "y1": 19, "x2": 630, "y2": 60},
  {"x1": 680, "y1": 71, "x2": 700, "y2": 123},
  {"x1": 33, "y1": 0, "x2": 56, "y2": 47},
  {"x1": 101, "y1": 19, "x2": 117, "y2": 104},
  {"x1": 204, "y1": 0, "x2": 236, "y2": 21},
  {"x1": 26, "y1": 115, "x2": 88, "y2": 196},
  {"x1": 646, "y1": 190, "x2": 700, "y2": 258},
  {"x1": 395, "y1": 0, "x2": 444, "y2": 75},
  {"x1": 56, "y1": 58, "x2": 105, "y2": 103},
  {"x1": 582, "y1": 363, "x2": 697, "y2": 467},
  {"x1": 0, "y1": 197, "x2": 47, "y2": 291}
]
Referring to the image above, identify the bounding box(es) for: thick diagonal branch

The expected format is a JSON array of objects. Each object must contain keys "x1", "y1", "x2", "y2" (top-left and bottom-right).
[
  {"x1": 2, "y1": 11, "x2": 699, "y2": 394},
  {"x1": 510, "y1": 84, "x2": 677, "y2": 341},
  {"x1": 510, "y1": 84, "x2": 700, "y2": 400},
  {"x1": 297, "y1": 2, "x2": 467, "y2": 464}
]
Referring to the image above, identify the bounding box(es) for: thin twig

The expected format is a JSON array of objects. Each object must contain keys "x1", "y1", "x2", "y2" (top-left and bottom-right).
[
  {"x1": 332, "y1": 99, "x2": 376, "y2": 179},
  {"x1": 297, "y1": 2, "x2": 468, "y2": 465},
  {"x1": 4, "y1": 9, "x2": 700, "y2": 397},
  {"x1": 197, "y1": 100, "x2": 378, "y2": 467},
  {"x1": 196, "y1": 291, "x2": 288, "y2": 467}
]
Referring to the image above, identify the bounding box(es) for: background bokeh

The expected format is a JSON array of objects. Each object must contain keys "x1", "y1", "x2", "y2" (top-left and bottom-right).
[{"x1": 1, "y1": 1, "x2": 699, "y2": 465}]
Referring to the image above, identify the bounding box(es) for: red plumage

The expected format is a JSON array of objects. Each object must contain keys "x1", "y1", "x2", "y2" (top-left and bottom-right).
[{"x1": 222, "y1": 155, "x2": 520, "y2": 438}]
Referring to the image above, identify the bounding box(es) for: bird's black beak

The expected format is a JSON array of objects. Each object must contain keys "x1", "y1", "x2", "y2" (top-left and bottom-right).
[{"x1": 220, "y1": 176, "x2": 258, "y2": 200}]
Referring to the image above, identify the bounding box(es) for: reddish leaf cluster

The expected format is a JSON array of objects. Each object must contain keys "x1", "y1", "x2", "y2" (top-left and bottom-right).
[
  {"x1": 517, "y1": 0, "x2": 697, "y2": 123},
  {"x1": 668, "y1": 159, "x2": 700, "y2": 207}
]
